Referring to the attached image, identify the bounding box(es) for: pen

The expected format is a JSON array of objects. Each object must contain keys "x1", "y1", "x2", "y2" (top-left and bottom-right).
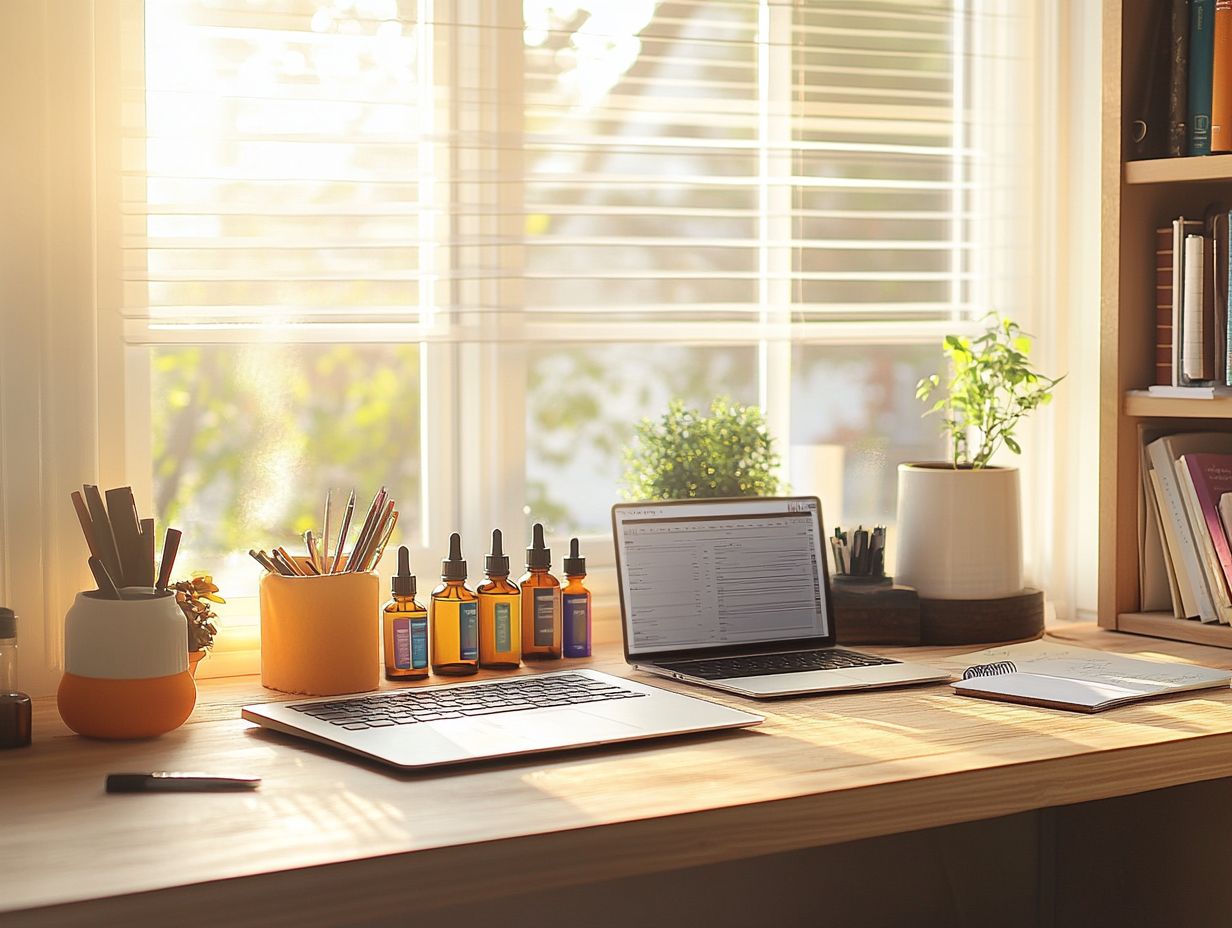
[
  {"x1": 321, "y1": 489, "x2": 333, "y2": 574},
  {"x1": 105, "y1": 772, "x2": 261, "y2": 793},
  {"x1": 330, "y1": 490, "x2": 356, "y2": 573}
]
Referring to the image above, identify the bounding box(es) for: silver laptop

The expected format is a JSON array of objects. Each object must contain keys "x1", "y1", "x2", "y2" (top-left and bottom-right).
[
  {"x1": 241, "y1": 668, "x2": 761, "y2": 770},
  {"x1": 612, "y1": 496, "x2": 949, "y2": 698}
]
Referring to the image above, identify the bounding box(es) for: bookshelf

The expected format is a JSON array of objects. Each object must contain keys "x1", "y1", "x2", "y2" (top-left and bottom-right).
[{"x1": 1101, "y1": 0, "x2": 1232, "y2": 647}]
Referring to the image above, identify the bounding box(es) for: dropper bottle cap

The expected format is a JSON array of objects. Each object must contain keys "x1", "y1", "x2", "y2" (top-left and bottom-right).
[
  {"x1": 486, "y1": 529, "x2": 510, "y2": 576},
  {"x1": 563, "y1": 538, "x2": 585, "y2": 575},
  {"x1": 441, "y1": 533, "x2": 467, "y2": 581},
  {"x1": 526, "y1": 523, "x2": 551, "y2": 570},
  {"x1": 392, "y1": 545, "x2": 416, "y2": 596}
]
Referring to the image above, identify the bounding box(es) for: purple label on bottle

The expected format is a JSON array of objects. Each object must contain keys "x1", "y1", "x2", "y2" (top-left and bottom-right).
[
  {"x1": 563, "y1": 594, "x2": 590, "y2": 657},
  {"x1": 393, "y1": 618, "x2": 411, "y2": 669}
]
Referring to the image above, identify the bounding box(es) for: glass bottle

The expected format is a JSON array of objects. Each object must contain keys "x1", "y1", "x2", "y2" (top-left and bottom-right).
[
  {"x1": 430, "y1": 533, "x2": 479, "y2": 675},
  {"x1": 478, "y1": 529, "x2": 521, "y2": 669},
  {"x1": 561, "y1": 538, "x2": 592, "y2": 658},
  {"x1": 383, "y1": 546, "x2": 429, "y2": 681},
  {"x1": 0, "y1": 607, "x2": 31, "y2": 749},
  {"x1": 519, "y1": 523, "x2": 561, "y2": 660}
]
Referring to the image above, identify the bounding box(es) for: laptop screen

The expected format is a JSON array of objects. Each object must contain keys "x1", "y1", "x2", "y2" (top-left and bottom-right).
[{"x1": 613, "y1": 497, "x2": 831, "y2": 657}]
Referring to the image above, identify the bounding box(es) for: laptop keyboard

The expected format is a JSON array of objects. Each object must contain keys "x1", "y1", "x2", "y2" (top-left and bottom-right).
[
  {"x1": 658, "y1": 649, "x2": 899, "y2": 681},
  {"x1": 288, "y1": 673, "x2": 645, "y2": 730}
]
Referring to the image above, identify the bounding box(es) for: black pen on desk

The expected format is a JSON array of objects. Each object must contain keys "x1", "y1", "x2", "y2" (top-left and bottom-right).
[{"x1": 105, "y1": 772, "x2": 261, "y2": 793}]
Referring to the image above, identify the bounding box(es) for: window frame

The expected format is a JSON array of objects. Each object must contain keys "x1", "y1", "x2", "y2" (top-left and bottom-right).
[{"x1": 105, "y1": 0, "x2": 1032, "y2": 677}]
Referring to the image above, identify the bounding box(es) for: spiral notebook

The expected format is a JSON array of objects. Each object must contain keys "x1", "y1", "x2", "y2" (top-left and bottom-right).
[{"x1": 950, "y1": 641, "x2": 1231, "y2": 713}]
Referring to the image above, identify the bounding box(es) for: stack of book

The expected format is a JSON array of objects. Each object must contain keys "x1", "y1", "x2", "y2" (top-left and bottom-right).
[
  {"x1": 1151, "y1": 211, "x2": 1232, "y2": 391},
  {"x1": 1139, "y1": 429, "x2": 1232, "y2": 623},
  {"x1": 1132, "y1": 0, "x2": 1232, "y2": 160}
]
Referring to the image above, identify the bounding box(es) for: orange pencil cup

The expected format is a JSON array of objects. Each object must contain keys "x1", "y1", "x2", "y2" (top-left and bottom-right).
[{"x1": 260, "y1": 569, "x2": 380, "y2": 696}]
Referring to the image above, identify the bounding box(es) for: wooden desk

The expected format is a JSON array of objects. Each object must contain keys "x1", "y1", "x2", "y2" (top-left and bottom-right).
[{"x1": 5, "y1": 625, "x2": 1232, "y2": 927}]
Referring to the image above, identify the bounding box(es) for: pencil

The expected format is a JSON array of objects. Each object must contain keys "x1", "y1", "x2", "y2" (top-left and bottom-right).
[
  {"x1": 329, "y1": 490, "x2": 356, "y2": 573},
  {"x1": 347, "y1": 488, "x2": 387, "y2": 573},
  {"x1": 321, "y1": 489, "x2": 332, "y2": 574},
  {"x1": 355, "y1": 499, "x2": 395, "y2": 571},
  {"x1": 366, "y1": 508, "x2": 399, "y2": 572}
]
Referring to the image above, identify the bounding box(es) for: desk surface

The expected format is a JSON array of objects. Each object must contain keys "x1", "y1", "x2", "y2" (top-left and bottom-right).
[{"x1": 6, "y1": 624, "x2": 1232, "y2": 926}]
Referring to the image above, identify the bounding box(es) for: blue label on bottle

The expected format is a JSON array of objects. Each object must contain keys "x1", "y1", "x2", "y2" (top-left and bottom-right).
[
  {"x1": 393, "y1": 618, "x2": 411, "y2": 669},
  {"x1": 533, "y1": 588, "x2": 558, "y2": 647},
  {"x1": 460, "y1": 602, "x2": 478, "y2": 661},
  {"x1": 495, "y1": 602, "x2": 512, "y2": 653},
  {"x1": 563, "y1": 594, "x2": 590, "y2": 657},
  {"x1": 410, "y1": 616, "x2": 428, "y2": 668}
]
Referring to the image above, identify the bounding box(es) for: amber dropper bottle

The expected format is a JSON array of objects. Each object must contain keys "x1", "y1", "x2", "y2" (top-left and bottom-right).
[
  {"x1": 383, "y1": 546, "x2": 429, "y2": 681},
  {"x1": 430, "y1": 533, "x2": 479, "y2": 676},
  {"x1": 477, "y1": 529, "x2": 521, "y2": 669},
  {"x1": 519, "y1": 522, "x2": 561, "y2": 660},
  {"x1": 561, "y1": 538, "x2": 591, "y2": 658}
]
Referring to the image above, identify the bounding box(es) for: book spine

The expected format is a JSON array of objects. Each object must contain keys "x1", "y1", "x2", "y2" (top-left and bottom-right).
[
  {"x1": 1158, "y1": 227, "x2": 1175, "y2": 385},
  {"x1": 1227, "y1": 211, "x2": 1232, "y2": 384},
  {"x1": 1184, "y1": 456, "x2": 1232, "y2": 596},
  {"x1": 1184, "y1": 233, "x2": 1208, "y2": 381},
  {"x1": 1172, "y1": 0, "x2": 1192, "y2": 156},
  {"x1": 1215, "y1": 0, "x2": 1232, "y2": 151},
  {"x1": 1191, "y1": 0, "x2": 1216, "y2": 155}
]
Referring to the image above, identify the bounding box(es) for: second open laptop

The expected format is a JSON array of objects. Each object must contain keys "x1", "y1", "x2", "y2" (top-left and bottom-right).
[{"x1": 612, "y1": 496, "x2": 949, "y2": 698}]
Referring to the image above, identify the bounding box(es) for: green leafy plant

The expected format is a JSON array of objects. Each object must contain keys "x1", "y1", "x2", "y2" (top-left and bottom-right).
[
  {"x1": 915, "y1": 313, "x2": 1063, "y2": 469},
  {"x1": 621, "y1": 397, "x2": 783, "y2": 500},
  {"x1": 174, "y1": 575, "x2": 224, "y2": 652}
]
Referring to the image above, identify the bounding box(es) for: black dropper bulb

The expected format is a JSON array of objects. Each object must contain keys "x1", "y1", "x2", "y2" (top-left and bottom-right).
[
  {"x1": 526, "y1": 522, "x2": 551, "y2": 570},
  {"x1": 486, "y1": 529, "x2": 510, "y2": 576},
  {"x1": 441, "y1": 532, "x2": 467, "y2": 581},
  {"x1": 563, "y1": 537, "x2": 585, "y2": 576},
  {"x1": 392, "y1": 545, "x2": 416, "y2": 596}
]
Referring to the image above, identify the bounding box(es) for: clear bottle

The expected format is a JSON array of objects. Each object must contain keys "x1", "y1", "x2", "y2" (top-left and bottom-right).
[
  {"x1": 0, "y1": 607, "x2": 31, "y2": 749},
  {"x1": 430, "y1": 533, "x2": 479, "y2": 676},
  {"x1": 477, "y1": 529, "x2": 521, "y2": 669},
  {"x1": 561, "y1": 538, "x2": 592, "y2": 658},
  {"x1": 519, "y1": 523, "x2": 561, "y2": 660},
  {"x1": 383, "y1": 546, "x2": 429, "y2": 681}
]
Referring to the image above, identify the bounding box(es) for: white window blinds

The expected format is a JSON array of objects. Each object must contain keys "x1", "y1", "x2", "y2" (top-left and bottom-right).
[{"x1": 120, "y1": 0, "x2": 1010, "y2": 343}]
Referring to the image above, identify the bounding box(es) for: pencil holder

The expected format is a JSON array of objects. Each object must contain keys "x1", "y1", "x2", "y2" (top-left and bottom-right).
[
  {"x1": 260, "y1": 570, "x2": 380, "y2": 696},
  {"x1": 57, "y1": 589, "x2": 197, "y2": 740}
]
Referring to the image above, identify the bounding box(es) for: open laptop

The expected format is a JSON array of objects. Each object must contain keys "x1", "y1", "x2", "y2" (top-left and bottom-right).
[
  {"x1": 242, "y1": 669, "x2": 761, "y2": 770},
  {"x1": 612, "y1": 496, "x2": 949, "y2": 698}
]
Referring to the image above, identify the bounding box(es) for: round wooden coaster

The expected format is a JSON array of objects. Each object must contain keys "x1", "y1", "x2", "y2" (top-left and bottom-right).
[{"x1": 918, "y1": 588, "x2": 1045, "y2": 646}]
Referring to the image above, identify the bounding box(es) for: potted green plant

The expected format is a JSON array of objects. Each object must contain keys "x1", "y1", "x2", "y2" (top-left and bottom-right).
[
  {"x1": 898, "y1": 314, "x2": 1062, "y2": 599},
  {"x1": 622, "y1": 397, "x2": 783, "y2": 499},
  {"x1": 173, "y1": 575, "x2": 223, "y2": 676}
]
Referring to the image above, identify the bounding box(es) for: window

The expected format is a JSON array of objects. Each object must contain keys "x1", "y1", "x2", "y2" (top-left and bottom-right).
[{"x1": 110, "y1": 0, "x2": 1034, "y2": 671}]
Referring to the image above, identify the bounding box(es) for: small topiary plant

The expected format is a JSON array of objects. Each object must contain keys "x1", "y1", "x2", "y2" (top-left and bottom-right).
[{"x1": 621, "y1": 397, "x2": 784, "y2": 500}]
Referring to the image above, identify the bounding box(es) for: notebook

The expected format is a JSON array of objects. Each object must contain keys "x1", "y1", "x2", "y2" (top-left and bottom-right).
[{"x1": 950, "y1": 641, "x2": 1231, "y2": 712}]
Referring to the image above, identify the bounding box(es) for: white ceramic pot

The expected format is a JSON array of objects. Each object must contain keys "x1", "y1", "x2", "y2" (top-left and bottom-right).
[{"x1": 894, "y1": 463, "x2": 1023, "y2": 600}]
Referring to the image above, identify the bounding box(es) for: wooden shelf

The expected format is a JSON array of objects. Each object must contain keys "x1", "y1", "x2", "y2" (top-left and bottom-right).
[
  {"x1": 1118, "y1": 612, "x2": 1232, "y2": 649},
  {"x1": 1124, "y1": 392, "x2": 1232, "y2": 418},
  {"x1": 1124, "y1": 154, "x2": 1232, "y2": 185}
]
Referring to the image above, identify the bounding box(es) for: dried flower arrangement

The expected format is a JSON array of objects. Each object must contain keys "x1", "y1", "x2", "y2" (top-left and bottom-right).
[{"x1": 173, "y1": 575, "x2": 224, "y2": 653}]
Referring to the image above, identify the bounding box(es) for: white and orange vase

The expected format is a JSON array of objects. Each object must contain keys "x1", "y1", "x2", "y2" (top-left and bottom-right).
[{"x1": 57, "y1": 589, "x2": 197, "y2": 739}]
